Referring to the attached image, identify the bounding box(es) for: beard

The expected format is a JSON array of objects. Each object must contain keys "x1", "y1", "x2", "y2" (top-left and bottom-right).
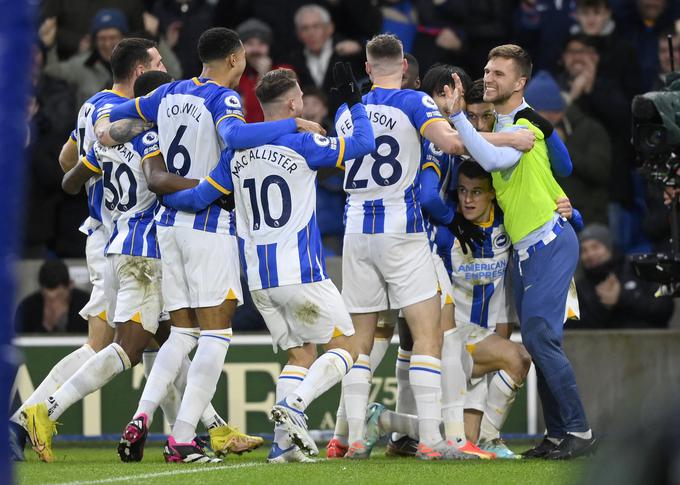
[{"x1": 484, "y1": 87, "x2": 512, "y2": 105}]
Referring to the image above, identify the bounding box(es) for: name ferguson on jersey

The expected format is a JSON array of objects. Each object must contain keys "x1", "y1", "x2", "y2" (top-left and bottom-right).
[
  {"x1": 231, "y1": 148, "x2": 298, "y2": 178},
  {"x1": 338, "y1": 110, "x2": 396, "y2": 135}
]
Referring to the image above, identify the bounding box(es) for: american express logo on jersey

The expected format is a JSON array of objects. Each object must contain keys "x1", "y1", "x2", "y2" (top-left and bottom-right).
[
  {"x1": 336, "y1": 88, "x2": 445, "y2": 234},
  {"x1": 458, "y1": 259, "x2": 507, "y2": 281}
]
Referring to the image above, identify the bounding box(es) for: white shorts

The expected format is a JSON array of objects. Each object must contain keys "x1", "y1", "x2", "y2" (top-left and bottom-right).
[
  {"x1": 565, "y1": 278, "x2": 580, "y2": 321},
  {"x1": 453, "y1": 322, "x2": 495, "y2": 380},
  {"x1": 157, "y1": 226, "x2": 243, "y2": 311},
  {"x1": 434, "y1": 252, "x2": 454, "y2": 308},
  {"x1": 105, "y1": 254, "x2": 163, "y2": 333},
  {"x1": 342, "y1": 233, "x2": 438, "y2": 313},
  {"x1": 79, "y1": 226, "x2": 108, "y2": 320},
  {"x1": 251, "y1": 279, "x2": 355, "y2": 352},
  {"x1": 465, "y1": 376, "x2": 488, "y2": 412}
]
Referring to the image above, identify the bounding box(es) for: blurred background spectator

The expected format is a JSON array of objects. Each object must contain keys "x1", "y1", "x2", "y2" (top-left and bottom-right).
[
  {"x1": 15, "y1": 260, "x2": 90, "y2": 334},
  {"x1": 525, "y1": 70, "x2": 612, "y2": 225},
  {"x1": 237, "y1": 19, "x2": 293, "y2": 122},
  {"x1": 570, "y1": 224, "x2": 674, "y2": 329}
]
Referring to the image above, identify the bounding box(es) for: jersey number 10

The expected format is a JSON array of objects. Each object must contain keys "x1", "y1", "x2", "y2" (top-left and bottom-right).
[{"x1": 243, "y1": 175, "x2": 292, "y2": 231}]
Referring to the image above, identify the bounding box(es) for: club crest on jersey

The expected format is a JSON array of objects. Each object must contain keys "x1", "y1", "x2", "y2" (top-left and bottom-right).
[
  {"x1": 313, "y1": 134, "x2": 331, "y2": 147},
  {"x1": 421, "y1": 95, "x2": 438, "y2": 110},
  {"x1": 143, "y1": 131, "x2": 159, "y2": 145},
  {"x1": 224, "y1": 95, "x2": 241, "y2": 108},
  {"x1": 429, "y1": 143, "x2": 443, "y2": 156},
  {"x1": 493, "y1": 233, "x2": 509, "y2": 250}
]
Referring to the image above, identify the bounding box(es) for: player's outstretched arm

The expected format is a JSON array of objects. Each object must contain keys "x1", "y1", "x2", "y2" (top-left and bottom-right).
[
  {"x1": 62, "y1": 152, "x2": 100, "y2": 195},
  {"x1": 480, "y1": 129, "x2": 535, "y2": 152},
  {"x1": 420, "y1": 167, "x2": 454, "y2": 224},
  {"x1": 143, "y1": 154, "x2": 199, "y2": 195},
  {"x1": 217, "y1": 115, "x2": 324, "y2": 151},
  {"x1": 58, "y1": 132, "x2": 79, "y2": 173},
  {"x1": 97, "y1": 99, "x2": 155, "y2": 146}
]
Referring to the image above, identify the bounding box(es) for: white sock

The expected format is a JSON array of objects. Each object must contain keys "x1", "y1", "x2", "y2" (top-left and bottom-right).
[
  {"x1": 46, "y1": 343, "x2": 131, "y2": 421},
  {"x1": 568, "y1": 430, "x2": 593, "y2": 439},
  {"x1": 332, "y1": 390, "x2": 348, "y2": 446},
  {"x1": 342, "y1": 354, "x2": 371, "y2": 445},
  {"x1": 286, "y1": 349, "x2": 353, "y2": 410},
  {"x1": 173, "y1": 355, "x2": 191, "y2": 394},
  {"x1": 393, "y1": 348, "x2": 415, "y2": 441},
  {"x1": 173, "y1": 329, "x2": 232, "y2": 443},
  {"x1": 143, "y1": 350, "x2": 180, "y2": 427},
  {"x1": 479, "y1": 370, "x2": 519, "y2": 442},
  {"x1": 11, "y1": 345, "x2": 95, "y2": 423},
  {"x1": 135, "y1": 327, "x2": 198, "y2": 425},
  {"x1": 369, "y1": 338, "x2": 390, "y2": 372},
  {"x1": 276, "y1": 365, "x2": 308, "y2": 448},
  {"x1": 441, "y1": 329, "x2": 467, "y2": 444},
  {"x1": 380, "y1": 409, "x2": 419, "y2": 439},
  {"x1": 410, "y1": 354, "x2": 443, "y2": 446},
  {"x1": 200, "y1": 405, "x2": 226, "y2": 430}
]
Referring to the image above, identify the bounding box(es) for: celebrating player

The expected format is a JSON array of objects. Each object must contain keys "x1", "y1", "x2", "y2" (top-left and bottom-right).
[
  {"x1": 159, "y1": 65, "x2": 375, "y2": 462},
  {"x1": 15, "y1": 39, "x2": 166, "y2": 463},
  {"x1": 448, "y1": 44, "x2": 596, "y2": 459}
]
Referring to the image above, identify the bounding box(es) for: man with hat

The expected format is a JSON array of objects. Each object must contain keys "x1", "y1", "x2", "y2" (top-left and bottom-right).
[
  {"x1": 236, "y1": 18, "x2": 293, "y2": 122},
  {"x1": 42, "y1": 8, "x2": 128, "y2": 109},
  {"x1": 574, "y1": 224, "x2": 673, "y2": 329}
]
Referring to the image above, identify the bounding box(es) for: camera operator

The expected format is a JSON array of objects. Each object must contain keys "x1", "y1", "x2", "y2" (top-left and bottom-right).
[{"x1": 570, "y1": 224, "x2": 674, "y2": 329}]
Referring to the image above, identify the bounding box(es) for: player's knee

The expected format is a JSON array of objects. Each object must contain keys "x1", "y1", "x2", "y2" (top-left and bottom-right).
[{"x1": 507, "y1": 344, "x2": 531, "y2": 382}]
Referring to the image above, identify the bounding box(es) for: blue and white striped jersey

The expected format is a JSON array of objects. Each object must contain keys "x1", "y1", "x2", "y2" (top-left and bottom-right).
[
  {"x1": 447, "y1": 205, "x2": 514, "y2": 329},
  {"x1": 75, "y1": 89, "x2": 128, "y2": 235},
  {"x1": 335, "y1": 87, "x2": 445, "y2": 234},
  {"x1": 84, "y1": 130, "x2": 161, "y2": 258},
  {"x1": 122, "y1": 77, "x2": 244, "y2": 234},
  {"x1": 421, "y1": 139, "x2": 452, "y2": 253},
  {"x1": 207, "y1": 132, "x2": 347, "y2": 290}
]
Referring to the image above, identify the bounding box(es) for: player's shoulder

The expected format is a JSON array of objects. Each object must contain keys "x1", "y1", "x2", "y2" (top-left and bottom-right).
[
  {"x1": 368, "y1": 87, "x2": 437, "y2": 110},
  {"x1": 130, "y1": 129, "x2": 160, "y2": 158}
]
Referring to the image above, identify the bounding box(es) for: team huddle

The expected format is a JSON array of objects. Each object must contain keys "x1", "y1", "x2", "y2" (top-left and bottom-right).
[{"x1": 11, "y1": 27, "x2": 597, "y2": 465}]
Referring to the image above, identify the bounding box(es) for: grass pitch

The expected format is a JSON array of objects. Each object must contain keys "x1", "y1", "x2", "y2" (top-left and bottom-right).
[{"x1": 16, "y1": 441, "x2": 586, "y2": 485}]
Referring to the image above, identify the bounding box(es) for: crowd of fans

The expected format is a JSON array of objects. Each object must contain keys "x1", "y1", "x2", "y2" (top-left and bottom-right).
[{"x1": 21, "y1": 0, "x2": 680, "y2": 331}]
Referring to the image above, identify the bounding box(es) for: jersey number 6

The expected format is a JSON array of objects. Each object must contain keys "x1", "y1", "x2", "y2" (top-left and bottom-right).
[{"x1": 167, "y1": 125, "x2": 191, "y2": 176}]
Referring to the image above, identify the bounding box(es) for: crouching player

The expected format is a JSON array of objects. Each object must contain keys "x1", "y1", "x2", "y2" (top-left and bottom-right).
[
  {"x1": 21, "y1": 71, "x2": 178, "y2": 463},
  {"x1": 160, "y1": 66, "x2": 375, "y2": 461}
]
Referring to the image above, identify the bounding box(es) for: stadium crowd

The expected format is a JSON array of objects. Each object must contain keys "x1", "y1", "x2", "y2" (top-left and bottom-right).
[{"x1": 21, "y1": 0, "x2": 679, "y2": 331}]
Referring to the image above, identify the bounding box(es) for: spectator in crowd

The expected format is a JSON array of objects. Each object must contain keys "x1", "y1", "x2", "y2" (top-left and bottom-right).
[
  {"x1": 149, "y1": 0, "x2": 213, "y2": 78},
  {"x1": 556, "y1": 34, "x2": 642, "y2": 252},
  {"x1": 654, "y1": 28, "x2": 680, "y2": 88},
  {"x1": 571, "y1": 0, "x2": 641, "y2": 99},
  {"x1": 236, "y1": 18, "x2": 293, "y2": 122},
  {"x1": 40, "y1": 0, "x2": 145, "y2": 60},
  {"x1": 42, "y1": 8, "x2": 127, "y2": 109},
  {"x1": 462, "y1": 0, "x2": 517, "y2": 78},
  {"x1": 302, "y1": 86, "x2": 334, "y2": 135},
  {"x1": 571, "y1": 224, "x2": 674, "y2": 329},
  {"x1": 525, "y1": 70, "x2": 612, "y2": 225},
  {"x1": 287, "y1": 4, "x2": 365, "y2": 114},
  {"x1": 15, "y1": 260, "x2": 90, "y2": 334},
  {"x1": 615, "y1": 0, "x2": 680, "y2": 91},
  {"x1": 410, "y1": 1, "x2": 466, "y2": 79},
  {"x1": 23, "y1": 44, "x2": 86, "y2": 258},
  {"x1": 513, "y1": 0, "x2": 578, "y2": 73}
]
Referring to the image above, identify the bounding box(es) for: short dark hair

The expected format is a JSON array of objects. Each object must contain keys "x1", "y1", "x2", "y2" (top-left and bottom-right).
[
  {"x1": 110, "y1": 38, "x2": 156, "y2": 82},
  {"x1": 421, "y1": 64, "x2": 472, "y2": 97},
  {"x1": 198, "y1": 27, "x2": 242, "y2": 63},
  {"x1": 488, "y1": 44, "x2": 533, "y2": 79},
  {"x1": 134, "y1": 70, "x2": 173, "y2": 97},
  {"x1": 38, "y1": 260, "x2": 70, "y2": 289},
  {"x1": 366, "y1": 33, "x2": 403, "y2": 61},
  {"x1": 256, "y1": 68, "x2": 298, "y2": 104},
  {"x1": 465, "y1": 78, "x2": 486, "y2": 105},
  {"x1": 458, "y1": 160, "x2": 492, "y2": 185},
  {"x1": 302, "y1": 85, "x2": 328, "y2": 106},
  {"x1": 576, "y1": 0, "x2": 610, "y2": 9},
  {"x1": 404, "y1": 53, "x2": 419, "y2": 73}
]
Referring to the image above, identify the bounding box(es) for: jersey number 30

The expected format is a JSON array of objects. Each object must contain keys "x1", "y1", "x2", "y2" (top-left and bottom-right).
[
  {"x1": 243, "y1": 175, "x2": 291, "y2": 230},
  {"x1": 103, "y1": 162, "x2": 137, "y2": 212},
  {"x1": 345, "y1": 135, "x2": 401, "y2": 189}
]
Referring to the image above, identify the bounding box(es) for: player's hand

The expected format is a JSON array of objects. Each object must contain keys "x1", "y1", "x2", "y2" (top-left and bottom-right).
[
  {"x1": 508, "y1": 128, "x2": 536, "y2": 152},
  {"x1": 555, "y1": 196, "x2": 572, "y2": 219},
  {"x1": 331, "y1": 61, "x2": 362, "y2": 107},
  {"x1": 448, "y1": 212, "x2": 486, "y2": 255},
  {"x1": 39, "y1": 17, "x2": 57, "y2": 48},
  {"x1": 514, "y1": 107, "x2": 553, "y2": 138},
  {"x1": 444, "y1": 72, "x2": 465, "y2": 116},
  {"x1": 295, "y1": 118, "x2": 326, "y2": 136},
  {"x1": 215, "y1": 193, "x2": 235, "y2": 211}
]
